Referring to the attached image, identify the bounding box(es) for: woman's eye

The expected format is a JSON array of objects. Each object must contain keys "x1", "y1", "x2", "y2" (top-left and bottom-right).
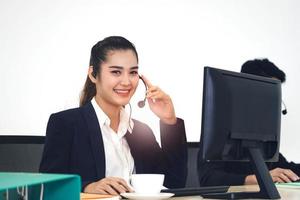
[
  {"x1": 111, "y1": 70, "x2": 121, "y2": 75},
  {"x1": 130, "y1": 71, "x2": 138, "y2": 76}
]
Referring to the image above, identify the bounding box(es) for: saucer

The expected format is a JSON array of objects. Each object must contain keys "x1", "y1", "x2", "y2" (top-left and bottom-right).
[{"x1": 120, "y1": 192, "x2": 174, "y2": 200}]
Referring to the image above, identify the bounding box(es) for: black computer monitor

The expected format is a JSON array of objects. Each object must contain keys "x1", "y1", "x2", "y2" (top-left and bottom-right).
[{"x1": 199, "y1": 67, "x2": 281, "y2": 199}]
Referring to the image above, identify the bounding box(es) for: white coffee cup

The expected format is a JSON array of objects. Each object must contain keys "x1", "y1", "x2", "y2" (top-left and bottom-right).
[{"x1": 131, "y1": 174, "x2": 165, "y2": 194}]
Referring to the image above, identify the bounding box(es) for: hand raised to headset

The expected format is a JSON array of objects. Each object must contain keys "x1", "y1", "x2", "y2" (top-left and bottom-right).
[{"x1": 141, "y1": 75, "x2": 177, "y2": 125}]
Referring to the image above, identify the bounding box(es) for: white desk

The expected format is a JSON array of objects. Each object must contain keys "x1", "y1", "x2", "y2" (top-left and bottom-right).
[{"x1": 170, "y1": 185, "x2": 300, "y2": 200}]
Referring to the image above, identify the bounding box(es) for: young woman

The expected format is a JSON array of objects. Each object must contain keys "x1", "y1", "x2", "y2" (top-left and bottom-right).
[{"x1": 39, "y1": 36, "x2": 187, "y2": 195}]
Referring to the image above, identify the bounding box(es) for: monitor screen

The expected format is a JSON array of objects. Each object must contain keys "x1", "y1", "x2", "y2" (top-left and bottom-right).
[
  {"x1": 198, "y1": 66, "x2": 282, "y2": 199},
  {"x1": 199, "y1": 66, "x2": 281, "y2": 162}
]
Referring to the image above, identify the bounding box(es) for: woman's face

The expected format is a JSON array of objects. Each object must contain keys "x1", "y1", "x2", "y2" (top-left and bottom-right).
[{"x1": 93, "y1": 49, "x2": 139, "y2": 108}]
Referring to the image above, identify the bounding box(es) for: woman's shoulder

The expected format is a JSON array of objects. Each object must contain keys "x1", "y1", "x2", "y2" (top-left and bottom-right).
[
  {"x1": 51, "y1": 102, "x2": 93, "y2": 118},
  {"x1": 51, "y1": 107, "x2": 81, "y2": 118},
  {"x1": 48, "y1": 107, "x2": 87, "y2": 126},
  {"x1": 48, "y1": 102, "x2": 94, "y2": 123}
]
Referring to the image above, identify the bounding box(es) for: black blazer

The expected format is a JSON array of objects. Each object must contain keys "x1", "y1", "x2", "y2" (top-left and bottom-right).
[{"x1": 39, "y1": 102, "x2": 187, "y2": 190}]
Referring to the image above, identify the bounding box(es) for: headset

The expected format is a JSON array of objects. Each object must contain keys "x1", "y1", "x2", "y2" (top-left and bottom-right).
[
  {"x1": 282, "y1": 100, "x2": 287, "y2": 115},
  {"x1": 138, "y1": 76, "x2": 147, "y2": 108}
]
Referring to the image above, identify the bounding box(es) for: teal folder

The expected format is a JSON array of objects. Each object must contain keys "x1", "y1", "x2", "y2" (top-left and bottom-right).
[{"x1": 0, "y1": 172, "x2": 81, "y2": 200}]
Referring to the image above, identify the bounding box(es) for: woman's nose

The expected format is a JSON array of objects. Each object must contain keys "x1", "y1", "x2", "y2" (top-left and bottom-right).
[{"x1": 120, "y1": 74, "x2": 131, "y2": 85}]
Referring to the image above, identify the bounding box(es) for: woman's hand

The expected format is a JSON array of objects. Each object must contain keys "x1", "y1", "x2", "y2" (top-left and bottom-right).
[
  {"x1": 84, "y1": 177, "x2": 133, "y2": 195},
  {"x1": 244, "y1": 168, "x2": 299, "y2": 185},
  {"x1": 141, "y1": 75, "x2": 177, "y2": 125}
]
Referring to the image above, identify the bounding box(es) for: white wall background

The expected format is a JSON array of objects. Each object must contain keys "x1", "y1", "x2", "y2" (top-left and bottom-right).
[{"x1": 0, "y1": 0, "x2": 299, "y2": 162}]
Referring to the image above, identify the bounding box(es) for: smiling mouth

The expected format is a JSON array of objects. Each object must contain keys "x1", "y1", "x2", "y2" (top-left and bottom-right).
[{"x1": 113, "y1": 89, "x2": 131, "y2": 95}]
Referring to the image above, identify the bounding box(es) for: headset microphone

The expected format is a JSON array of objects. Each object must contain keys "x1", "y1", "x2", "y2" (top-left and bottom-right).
[
  {"x1": 138, "y1": 76, "x2": 147, "y2": 108},
  {"x1": 138, "y1": 99, "x2": 146, "y2": 108},
  {"x1": 282, "y1": 100, "x2": 287, "y2": 115}
]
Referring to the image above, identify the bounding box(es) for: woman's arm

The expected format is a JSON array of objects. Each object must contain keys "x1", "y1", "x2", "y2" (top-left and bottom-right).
[
  {"x1": 140, "y1": 75, "x2": 187, "y2": 188},
  {"x1": 39, "y1": 113, "x2": 73, "y2": 173},
  {"x1": 160, "y1": 118, "x2": 187, "y2": 188}
]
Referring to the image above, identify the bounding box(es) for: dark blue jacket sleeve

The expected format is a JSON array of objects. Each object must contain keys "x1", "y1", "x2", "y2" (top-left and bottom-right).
[
  {"x1": 39, "y1": 113, "x2": 74, "y2": 174},
  {"x1": 160, "y1": 118, "x2": 188, "y2": 188}
]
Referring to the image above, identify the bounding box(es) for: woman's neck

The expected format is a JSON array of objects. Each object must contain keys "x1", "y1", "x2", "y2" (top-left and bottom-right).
[{"x1": 94, "y1": 96, "x2": 121, "y2": 133}]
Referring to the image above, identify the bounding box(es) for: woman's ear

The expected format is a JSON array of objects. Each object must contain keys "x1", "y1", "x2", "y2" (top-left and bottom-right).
[{"x1": 88, "y1": 66, "x2": 97, "y2": 83}]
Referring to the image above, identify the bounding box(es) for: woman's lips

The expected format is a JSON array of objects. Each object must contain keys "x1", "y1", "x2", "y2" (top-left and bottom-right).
[{"x1": 114, "y1": 89, "x2": 131, "y2": 96}]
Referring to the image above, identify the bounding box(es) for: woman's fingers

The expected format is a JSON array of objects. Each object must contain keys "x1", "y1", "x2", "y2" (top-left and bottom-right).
[
  {"x1": 89, "y1": 177, "x2": 133, "y2": 195},
  {"x1": 95, "y1": 189, "x2": 107, "y2": 194},
  {"x1": 140, "y1": 74, "x2": 176, "y2": 124},
  {"x1": 146, "y1": 86, "x2": 170, "y2": 101},
  {"x1": 113, "y1": 177, "x2": 133, "y2": 192},
  {"x1": 141, "y1": 75, "x2": 170, "y2": 102},
  {"x1": 106, "y1": 180, "x2": 127, "y2": 194},
  {"x1": 103, "y1": 184, "x2": 119, "y2": 195},
  {"x1": 147, "y1": 91, "x2": 164, "y2": 100}
]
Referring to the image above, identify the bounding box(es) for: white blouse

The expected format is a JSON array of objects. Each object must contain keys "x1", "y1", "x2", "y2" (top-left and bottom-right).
[{"x1": 91, "y1": 98, "x2": 135, "y2": 183}]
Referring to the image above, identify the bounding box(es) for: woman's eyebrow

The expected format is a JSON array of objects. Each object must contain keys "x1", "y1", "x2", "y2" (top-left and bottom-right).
[
  {"x1": 109, "y1": 66, "x2": 123, "y2": 69},
  {"x1": 108, "y1": 66, "x2": 139, "y2": 70},
  {"x1": 130, "y1": 66, "x2": 139, "y2": 70}
]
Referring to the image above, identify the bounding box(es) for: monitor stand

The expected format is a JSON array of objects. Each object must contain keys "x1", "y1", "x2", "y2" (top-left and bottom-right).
[{"x1": 201, "y1": 147, "x2": 281, "y2": 199}]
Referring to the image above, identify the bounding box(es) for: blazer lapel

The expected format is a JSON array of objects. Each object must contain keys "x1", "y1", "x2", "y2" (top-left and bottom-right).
[{"x1": 81, "y1": 102, "x2": 106, "y2": 179}]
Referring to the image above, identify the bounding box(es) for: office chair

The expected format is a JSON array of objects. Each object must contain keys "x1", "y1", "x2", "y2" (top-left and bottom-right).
[
  {"x1": 185, "y1": 142, "x2": 200, "y2": 187},
  {"x1": 0, "y1": 135, "x2": 45, "y2": 172}
]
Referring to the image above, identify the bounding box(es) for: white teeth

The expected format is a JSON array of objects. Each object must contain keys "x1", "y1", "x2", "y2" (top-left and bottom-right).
[{"x1": 114, "y1": 89, "x2": 130, "y2": 94}]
